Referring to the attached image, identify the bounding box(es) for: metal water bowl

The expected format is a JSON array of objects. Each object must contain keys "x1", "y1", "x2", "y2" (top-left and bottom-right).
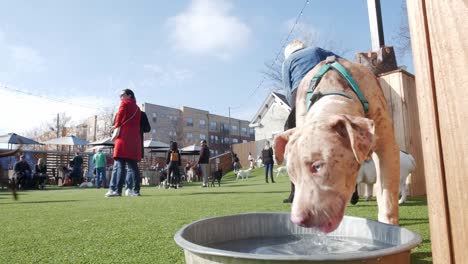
[{"x1": 174, "y1": 213, "x2": 421, "y2": 264}]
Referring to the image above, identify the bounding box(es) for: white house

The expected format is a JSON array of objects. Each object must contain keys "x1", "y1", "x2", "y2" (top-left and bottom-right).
[{"x1": 250, "y1": 92, "x2": 291, "y2": 142}]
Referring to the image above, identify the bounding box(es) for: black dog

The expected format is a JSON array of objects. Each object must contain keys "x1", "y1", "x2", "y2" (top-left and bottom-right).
[{"x1": 210, "y1": 169, "x2": 223, "y2": 187}]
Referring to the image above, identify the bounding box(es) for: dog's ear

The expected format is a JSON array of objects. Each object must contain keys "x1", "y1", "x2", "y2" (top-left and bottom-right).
[
  {"x1": 330, "y1": 115, "x2": 375, "y2": 164},
  {"x1": 274, "y1": 128, "x2": 296, "y2": 165}
]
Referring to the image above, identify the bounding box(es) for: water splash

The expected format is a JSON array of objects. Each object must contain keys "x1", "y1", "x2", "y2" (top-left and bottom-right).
[{"x1": 209, "y1": 232, "x2": 391, "y2": 255}]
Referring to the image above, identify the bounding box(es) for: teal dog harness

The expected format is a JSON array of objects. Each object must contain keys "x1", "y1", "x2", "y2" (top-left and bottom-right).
[{"x1": 306, "y1": 56, "x2": 369, "y2": 113}]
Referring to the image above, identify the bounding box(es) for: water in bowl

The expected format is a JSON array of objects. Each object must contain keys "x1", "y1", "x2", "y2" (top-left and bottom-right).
[{"x1": 208, "y1": 234, "x2": 393, "y2": 255}]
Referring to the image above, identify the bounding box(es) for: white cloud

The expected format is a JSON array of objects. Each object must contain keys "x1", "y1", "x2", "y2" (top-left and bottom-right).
[
  {"x1": 9, "y1": 46, "x2": 46, "y2": 72},
  {"x1": 0, "y1": 29, "x2": 46, "y2": 73},
  {"x1": 141, "y1": 63, "x2": 194, "y2": 88},
  {"x1": 0, "y1": 85, "x2": 115, "y2": 135},
  {"x1": 166, "y1": 0, "x2": 251, "y2": 59}
]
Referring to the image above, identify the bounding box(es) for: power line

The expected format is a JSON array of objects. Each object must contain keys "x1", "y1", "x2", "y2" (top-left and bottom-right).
[
  {"x1": 247, "y1": 0, "x2": 310, "y2": 99},
  {"x1": 0, "y1": 84, "x2": 101, "y2": 110}
]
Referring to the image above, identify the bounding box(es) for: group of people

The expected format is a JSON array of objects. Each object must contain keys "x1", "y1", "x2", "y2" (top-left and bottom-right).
[
  {"x1": 13, "y1": 155, "x2": 47, "y2": 190},
  {"x1": 162, "y1": 139, "x2": 210, "y2": 189}
]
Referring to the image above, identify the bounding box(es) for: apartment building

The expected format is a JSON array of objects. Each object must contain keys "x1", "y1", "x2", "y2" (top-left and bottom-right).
[{"x1": 142, "y1": 103, "x2": 254, "y2": 156}]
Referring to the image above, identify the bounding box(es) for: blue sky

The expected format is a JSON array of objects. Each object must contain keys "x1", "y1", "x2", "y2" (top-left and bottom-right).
[{"x1": 0, "y1": 0, "x2": 411, "y2": 136}]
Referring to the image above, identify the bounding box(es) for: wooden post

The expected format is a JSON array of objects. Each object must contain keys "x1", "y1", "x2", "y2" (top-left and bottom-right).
[{"x1": 407, "y1": 0, "x2": 468, "y2": 263}]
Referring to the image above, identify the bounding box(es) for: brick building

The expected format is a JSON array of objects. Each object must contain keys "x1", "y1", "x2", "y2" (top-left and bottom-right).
[{"x1": 141, "y1": 103, "x2": 254, "y2": 156}]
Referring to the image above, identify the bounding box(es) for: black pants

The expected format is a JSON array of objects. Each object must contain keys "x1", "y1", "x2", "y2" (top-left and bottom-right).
[
  {"x1": 167, "y1": 163, "x2": 180, "y2": 186},
  {"x1": 284, "y1": 90, "x2": 297, "y2": 203}
]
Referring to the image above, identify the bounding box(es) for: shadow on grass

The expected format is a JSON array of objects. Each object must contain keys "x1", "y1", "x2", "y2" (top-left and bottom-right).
[
  {"x1": 181, "y1": 191, "x2": 287, "y2": 196},
  {"x1": 1, "y1": 199, "x2": 80, "y2": 205},
  {"x1": 400, "y1": 218, "x2": 429, "y2": 225},
  {"x1": 411, "y1": 251, "x2": 433, "y2": 264}
]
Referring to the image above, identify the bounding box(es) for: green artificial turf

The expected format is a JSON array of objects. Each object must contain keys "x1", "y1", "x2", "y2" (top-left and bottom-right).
[{"x1": 0, "y1": 167, "x2": 432, "y2": 263}]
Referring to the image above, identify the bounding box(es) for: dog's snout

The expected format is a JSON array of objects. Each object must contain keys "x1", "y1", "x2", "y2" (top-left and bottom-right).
[{"x1": 291, "y1": 211, "x2": 312, "y2": 227}]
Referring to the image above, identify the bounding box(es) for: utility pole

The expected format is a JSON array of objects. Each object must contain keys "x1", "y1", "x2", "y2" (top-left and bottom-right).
[
  {"x1": 93, "y1": 115, "x2": 97, "y2": 141},
  {"x1": 56, "y1": 113, "x2": 60, "y2": 138},
  {"x1": 355, "y1": 0, "x2": 397, "y2": 75},
  {"x1": 367, "y1": 0, "x2": 385, "y2": 50},
  {"x1": 228, "y1": 106, "x2": 232, "y2": 152}
]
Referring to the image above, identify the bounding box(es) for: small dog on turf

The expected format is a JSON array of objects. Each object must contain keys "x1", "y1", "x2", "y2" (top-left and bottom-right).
[
  {"x1": 210, "y1": 169, "x2": 223, "y2": 187},
  {"x1": 236, "y1": 168, "x2": 252, "y2": 181}
]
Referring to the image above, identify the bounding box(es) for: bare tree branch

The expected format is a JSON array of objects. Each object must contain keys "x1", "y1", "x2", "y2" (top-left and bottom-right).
[{"x1": 393, "y1": 2, "x2": 412, "y2": 58}]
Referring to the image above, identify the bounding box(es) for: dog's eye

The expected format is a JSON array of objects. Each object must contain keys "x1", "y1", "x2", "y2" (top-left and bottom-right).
[{"x1": 309, "y1": 162, "x2": 323, "y2": 174}]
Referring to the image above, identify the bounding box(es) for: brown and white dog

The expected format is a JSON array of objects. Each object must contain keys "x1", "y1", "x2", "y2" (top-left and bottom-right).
[{"x1": 274, "y1": 58, "x2": 399, "y2": 233}]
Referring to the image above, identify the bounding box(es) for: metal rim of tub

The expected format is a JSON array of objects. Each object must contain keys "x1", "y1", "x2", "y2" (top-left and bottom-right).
[{"x1": 174, "y1": 212, "x2": 422, "y2": 262}]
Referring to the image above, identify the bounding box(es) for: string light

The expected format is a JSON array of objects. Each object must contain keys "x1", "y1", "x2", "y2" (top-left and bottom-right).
[{"x1": 0, "y1": 84, "x2": 101, "y2": 110}]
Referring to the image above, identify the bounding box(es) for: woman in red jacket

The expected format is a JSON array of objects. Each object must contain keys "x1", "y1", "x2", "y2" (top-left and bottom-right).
[{"x1": 106, "y1": 89, "x2": 142, "y2": 197}]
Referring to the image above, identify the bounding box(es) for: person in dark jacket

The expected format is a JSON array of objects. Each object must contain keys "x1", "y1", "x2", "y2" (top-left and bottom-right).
[
  {"x1": 198, "y1": 140, "x2": 210, "y2": 187},
  {"x1": 166, "y1": 141, "x2": 181, "y2": 189},
  {"x1": 34, "y1": 158, "x2": 47, "y2": 189},
  {"x1": 14, "y1": 155, "x2": 32, "y2": 189},
  {"x1": 262, "y1": 141, "x2": 275, "y2": 183}
]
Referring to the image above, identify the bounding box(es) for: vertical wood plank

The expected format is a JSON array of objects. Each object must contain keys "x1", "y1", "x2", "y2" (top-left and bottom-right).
[
  {"x1": 407, "y1": 0, "x2": 453, "y2": 263},
  {"x1": 425, "y1": 0, "x2": 468, "y2": 262},
  {"x1": 401, "y1": 72, "x2": 426, "y2": 196}
]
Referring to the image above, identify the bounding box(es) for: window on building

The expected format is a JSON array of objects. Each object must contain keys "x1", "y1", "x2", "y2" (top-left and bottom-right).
[
  {"x1": 242, "y1": 140, "x2": 248, "y2": 143},
  {"x1": 186, "y1": 133, "x2": 193, "y2": 141},
  {"x1": 210, "y1": 135, "x2": 215, "y2": 144},
  {"x1": 220, "y1": 137, "x2": 224, "y2": 144},
  {"x1": 152, "y1": 113, "x2": 156, "y2": 117},
  {"x1": 169, "y1": 131, "x2": 177, "y2": 137},
  {"x1": 210, "y1": 121, "x2": 217, "y2": 131},
  {"x1": 232, "y1": 125, "x2": 238, "y2": 134},
  {"x1": 200, "y1": 134, "x2": 206, "y2": 140},
  {"x1": 152, "y1": 129, "x2": 156, "y2": 134},
  {"x1": 241, "y1": 127, "x2": 247, "y2": 136},
  {"x1": 232, "y1": 138, "x2": 238, "y2": 144},
  {"x1": 224, "y1": 137, "x2": 230, "y2": 144},
  {"x1": 215, "y1": 136, "x2": 218, "y2": 144},
  {"x1": 152, "y1": 117, "x2": 157, "y2": 123},
  {"x1": 186, "y1": 117, "x2": 193, "y2": 126},
  {"x1": 221, "y1": 123, "x2": 229, "y2": 133},
  {"x1": 249, "y1": 128, "x2": 255, "y2": 136},
  {"x1": 199, "y1": 119, "x2": 206, "y2": 129}
]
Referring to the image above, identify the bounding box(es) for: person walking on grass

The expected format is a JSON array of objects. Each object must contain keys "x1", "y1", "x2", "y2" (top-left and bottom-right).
[
  {"x1": 93, "y1": 149, "x2": 107, "y2": 188},
  {"x1": 198, "y1": 140, "x2": 210, "y2": 188},
  {"x1": 166, "y1": 141, "x2": 181, "y2": 189},
  {"x1": 106, "y1": 89, "x2": 141, "y2": 197},
  {"x1": 262, "y1": 141, "x2": 275, "y2": 183}
]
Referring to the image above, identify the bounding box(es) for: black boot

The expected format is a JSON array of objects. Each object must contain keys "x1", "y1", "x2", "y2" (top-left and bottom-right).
[
  {"x1": 350, "y1": 185, "x2": 359, "y2": 205},
  {"x1": 283, "y1": 182, "x2": 295, "y2": 203}
]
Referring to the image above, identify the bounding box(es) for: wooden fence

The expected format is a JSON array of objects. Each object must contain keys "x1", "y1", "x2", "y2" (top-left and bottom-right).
[
  {"x1": 408, "y1": 0, "x2": 468, "y2": 262},
  {"x1": 378, "y1": 70, "x2": 425, "y2": 196}
]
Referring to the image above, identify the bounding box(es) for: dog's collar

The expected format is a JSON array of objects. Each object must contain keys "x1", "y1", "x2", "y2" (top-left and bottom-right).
[
  {"x1": 306, "y1": 56, "x2": 369, "y2": 113},
  {"x1": 306, "y1": 91, "x2": 354, "y2": 111}
]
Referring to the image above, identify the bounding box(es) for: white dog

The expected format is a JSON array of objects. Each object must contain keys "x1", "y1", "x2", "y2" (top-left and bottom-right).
[
  {"x1": 274, "y1": 166, "x2": 288, "y2": 177},
  {"x1": 357, "y1": 151, "x2": 416, "y2": 204},
  {"x1": 236, "y1": 168, "x2": 252, "y2": 180}
]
